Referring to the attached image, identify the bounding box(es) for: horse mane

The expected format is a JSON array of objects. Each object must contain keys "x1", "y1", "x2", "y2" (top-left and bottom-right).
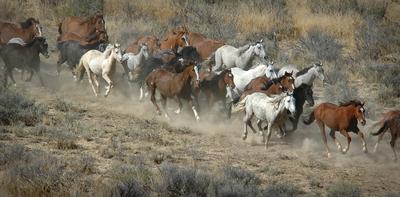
[
  {"x1": 19, "y1": 18, "x2": 38, "y2": 29},
  {"x1": 81, "y1": 13, "x2": 103, "y2": 25},
  {"x1": 237, "y1": 44, "x2": 250, "y2": 54},
  {"x1": 339, "y1": 100, "x2": 363, "y2": 107},
  {"x1": 23, "y1": 37, "x2": 43, "y2": 47},
  {"x1": 261, "y1": 77, "x2": 281, "y2": 91},
  {"x1": 295, "y1": 66, "x2": 312, "y2": 77}
]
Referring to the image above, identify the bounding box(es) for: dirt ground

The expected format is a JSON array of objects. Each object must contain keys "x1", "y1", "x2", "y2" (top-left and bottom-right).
[{"x1": 1, "y1": 53, "x2": 399, "y2": 196}]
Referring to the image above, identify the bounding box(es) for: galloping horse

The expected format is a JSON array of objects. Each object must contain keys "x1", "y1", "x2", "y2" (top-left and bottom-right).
[
  {"x1": 57, "y1": 31, "x2": 108, "y2": 46},
  {"x1": 159, "y1": 28, "x2": 188, "y2": 52},
  {"x1": 233, "y1": 92, "x2": 296, "y2": 149},
  {"x1": 0, "y1": 37, "x2": 49, "y2": 87},
  {"x1": 126, "y1": 35, "x2": 159, "y2": 55},
  {"x1": 231, "y1": 63, "x2": 277, "y2": 94},
  {"x1": 121, "y1": 43, "x2": 149, "y2": 81},
  {"x1": 213, "y1": 41, "x2": 266, "y2": 72},
  {"x1": 370, "y1": 110, "x2": 400, "y2": 160},
  {"x1": 279, "y1": 63, "x2": 326, "y2": 87},
  {"x1": 243, "y1": 71, "x2": 295, "y2": 95},
  {"x1": 58, "y1": 13, "x2": 107, "y2": 42},
  {"x1": 303, "y1": 100, "x2": 367, "y2": 158},
  {"x1": 0, "y1": 18, "x2": 42, "y2": 45},
  {"x1": 76, "y1": 44, "x2": 123, "y2": 97},
  {"x1": 145, "y1": 62, "x2": 201, "y2": 121}
]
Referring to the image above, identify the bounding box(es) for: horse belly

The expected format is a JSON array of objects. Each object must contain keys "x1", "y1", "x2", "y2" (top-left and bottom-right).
[{"x1": 88, "y1": 59, "x2": 103, "y2": 74}]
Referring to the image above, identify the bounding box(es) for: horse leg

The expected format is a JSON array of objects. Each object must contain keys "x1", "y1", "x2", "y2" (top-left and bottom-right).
[
  {"x1": 8, "y1": 69, "x2": 17, "y2": 86},
  {"x1": 35, "y1": 71, "x2": 45, "y2": 86},
  {"x1": 86, "y1": 70, "x2": 98, "y2": 97},
  {"x1": 102, "y1": 72, "x2": 113, "y2": 97},
  {"x1": 339, "y1": 130, "x2": 351, "y2": 154},
  {"x1": 150, "y1": 86, "x2": 161, "y2": 115},
  {"x1": 357, "y1": 131, "x2": 368, "y2": 153},
  {"x1": 317, "y1": 120, "x2": 331, "y2": 158},
  {"x1": 160, "y1": 95, "x2": 170, "y2": 120},
  {"x1": 329, "y1": 129, "x2": 342, "y2": 151},
  {"x1": 189, "y1": 98, "x2": 200, "y2": 121},
  {"x1": 265, "y1": 123, "x2": 273, "y2": 149},
  {"x1": 390, "y1": 132, "x2": 398, "y2": 160},
  {"x1": 242, "y1": 111, "x2": 253, "y2": 140},
  {"x1": 373, "y1": 132, "x2": 385, "y2": 153},
  {"x1": 92, "y1": 75, "x2": 100, "y2": 94},
  {"x1": 139, "y1": 85, "x2": 145, "y2": 101},
  {"x1": 174, "y1": 97, "x2": 183, "y2": 114}
]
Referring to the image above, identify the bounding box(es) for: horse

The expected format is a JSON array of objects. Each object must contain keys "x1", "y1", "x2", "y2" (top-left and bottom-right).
[
  {"x1": 370, "y1": 110, "x2": 400, "y2": 160},
  {"x1": 195, "y1": 69, "x2": 235, "y2": 112},
  {"x1": 126, "y1": 35, "x2": 159, "y2": 55},
  {"x1": 0, "y1": 18, "x2": 42, "y2": 45},
  {"x1": 56, "y1": 40, "x2": 107, "y2": 77},
  {"x1": 159, "y1": 28, "x2": 188, "y2": 52},
  {"x1": 230, "y1": 62, "x2": 277, "y2": 94},
  {"x1": 0, "y1": 37, "x2": 49, "y2": 88},
  {"x1": 145, "y1": 62, "x2": 201, "y2": 121},
  {"x1": 284, "y1": 84, "x2": 314, "y2": 133},
  {"x1": 57, "y1": 31, "x2": 108, "y2": 46},
  {"x1": 58, "y1": 13, "x2": 107, "y2": 41},
  {"x1": 242, "y1": 71, "x2": 295, "y2": 95},
  {"x1": 303, "y1": 100, "x2": 367, "y2": 158},
  {"x1": 278, "y1": 63, "x2": 326, "y2": 87},
  {"x1": 76, "y1": 44, "x2": 123, "y2": 97},
  {"x1": 233, "y1": 92, "x2": 296, "y2": 149},
  {"x1": 212, "y1": 40, "x2": 266, "y2": 72},
  {"x1": 121, "y1": 43, "x2": 149, "y2": 81}
]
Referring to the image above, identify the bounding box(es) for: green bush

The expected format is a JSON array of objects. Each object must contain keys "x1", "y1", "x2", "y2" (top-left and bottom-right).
[{"x1": 327, "y1": 181, "x2": 361, "y2": 197}]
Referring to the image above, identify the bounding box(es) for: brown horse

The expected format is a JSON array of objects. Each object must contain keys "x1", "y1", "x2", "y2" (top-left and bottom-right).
[
  {"x1": 195, "y1": 69, "x2": 235, "y2": 109},
  {"x1": 0, "y1": 18, "x2": 42, "y2": 45},
  {"x1": 145, "y1": 62, "x2": 200, "y2": 121},
  {"x1": 159, "y1": 28, "x2": 188, "y2": 52},
  {"x1": 371, "y1": 110, "x2": 400, "y2": 160},
  {"x1": 303, "y1": 100, "x2": 367, "y2": 158},
  {"x1": 57, "y1": 31, "x2": 108, "y2": 46},
  {"x1": 58, "y1": 13, "x2": 107, "y2": 40},
  {"x1": 126, "y1": 35, "x2": 160, "y2": 55}
]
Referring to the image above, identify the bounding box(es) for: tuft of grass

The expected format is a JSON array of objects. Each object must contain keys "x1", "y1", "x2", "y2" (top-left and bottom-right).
[
  {"x1": 327, "y1": 181, "x2": 361, "y2": 197},
  {"x1": 262, "y1": 183, "x2": 301, "y2": 197}
]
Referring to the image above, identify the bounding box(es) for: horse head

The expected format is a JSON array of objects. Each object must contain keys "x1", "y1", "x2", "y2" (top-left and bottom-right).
[
  {"x1": 356, "y1": 101, "x2": 366, "y2": 126},
  {"x1": 185, "y1": 61, "x2": 200, "y2": 88},
  {"x1": 139, "y1": 43, "x2": 150, "y2": 59},
  {"x1": 252, "y1": 42, "x2": 266, "y2": 59},
  {"x1": 264, "y1": 62, "x2": 277, "y2": 79},
  {"x1": 21, "y1": 18, "x2": 42, "y2": 37},
  {"x1": 91, "y1": 13, "x2": 106, "y2": 33},
  {"x1": 223, "y1": 69, "x2": 235, "y2": 89},
  {"x1": 112, "y1": 43, "x2": 123, "y2": 62},
  {"x1": 312, "y1": 62, "x2": 326, "y2": 82},
  {"x1": 282, "y1": 71, "x2": 295, "y2": 91},
  {"x1": 34, "y1": 37, "x2": 49, "y2": 58},
  {"x1": 283, "y1": 92, "x2": 296, "y2": 116}
]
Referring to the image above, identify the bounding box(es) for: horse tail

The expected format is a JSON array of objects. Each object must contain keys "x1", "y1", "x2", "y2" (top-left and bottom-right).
[
  {"x1": 231, "y1": 96, "x2": 248, "y2": 113},
  {"x1": 371, "y1": 121, "x2": 388, "y2": 136},
  {"x1": 202, "y1": 52, "x2": 215, "y2": 71},
  {"x1": 75, "y1": 58, "x2": 85, "y2": 81},
  {"x1": 303, "y1": 111, "x2": 315, "y2": 125}
]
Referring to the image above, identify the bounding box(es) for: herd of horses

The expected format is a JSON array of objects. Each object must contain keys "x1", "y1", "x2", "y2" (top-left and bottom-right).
[{"x1": 0, "y1": 14, "x2": 399, "y2": 160}]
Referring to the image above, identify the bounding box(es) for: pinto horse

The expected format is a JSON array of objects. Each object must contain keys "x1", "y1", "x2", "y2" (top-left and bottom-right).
[
  {"x1": 126, "y1": 35, "x2": 160, "y2": 55},
  {"x1": 303, "y1": 100, "x2": 367, "y2": 158},
  {"x1": 58, "y1": 13, "x2": 107, "y2": 42},
  {"x1": 371, "y1": 110, "x2": 400, "y2": 160},
  {"x1": 145, "y1": 62, "x2": 200, "y2": 121},
  {"x1": 0, "y1": 18, "x2": 42, "y2": 45}
]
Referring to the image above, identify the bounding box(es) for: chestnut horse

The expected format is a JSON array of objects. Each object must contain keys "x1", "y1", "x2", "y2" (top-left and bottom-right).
[
  {"x1": 58, "y1": 13, "x2": 107, "y2": 41},
  {"x1": 126, "y1": 35, "x2": 160, "y2": 55},
  {"x1": 0, "y1": 18, "x2": 42, "y2": 45},
  {"x1": 371, "y1": 110, "x2": 400, "y2": 160},
  {"x1": 195, "y1": 69, "x2": 235, "y2": 110},
  {"x1": 145, "y1": 62, "x2": 200, "y2": 121},
  {"x1": 303, "y1": 100, "x2": 367, "y2": 158},
  {"x1": 57, "y1": 31, "x2": 108, "y2": 46},
  {"x1": 159, "y1": 28, "x2": 188, "y2": 52}
]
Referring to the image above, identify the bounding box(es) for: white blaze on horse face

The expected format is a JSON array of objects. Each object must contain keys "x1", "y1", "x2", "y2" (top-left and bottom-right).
[
  {"x1": 142, "y1": 45, "x2": 149, "y2": 59},
  {"x1": 36, "y1": 24, "x2": 42, "y2": 37},
  {"x1": 194, "y1": 66, "x2": 200, "y2": 81},
  {"x1": 182, "y1": 34, "x2": 189, "y2": 46}
]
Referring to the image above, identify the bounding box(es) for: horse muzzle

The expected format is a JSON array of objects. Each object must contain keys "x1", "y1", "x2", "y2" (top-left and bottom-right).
[{"x1": 360, "y1": 119, "x2": 366, "y2": 126}]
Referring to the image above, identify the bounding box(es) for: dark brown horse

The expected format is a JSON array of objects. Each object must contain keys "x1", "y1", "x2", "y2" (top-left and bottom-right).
[
  {"x1": 0, "y1": 18, "x2": 42, "y2": 45},
  {"x1": 126, "y1": 35, "x2": 160, "y2": 55},
  {"x1": 145, "y1": 62, "x2": 200, "y2": 121},
  {"x1": 195, "y1": 69, "x2": 235, "y2": 110},
  {"x1": 303, "y1": 100, "x2": 367, "y2": 158},
  {"x1": 58, "y1": 13, "x2": 107, "y2": 41},
  {"x1": 371, "y1": 110, "x2": 400, "y2": 160},
  {"x1": 57, "y1": 31, "x2": 108, "y2": 46},
  {"x1": 159, "y1": 28, "x2": 188, "y2": 52}
]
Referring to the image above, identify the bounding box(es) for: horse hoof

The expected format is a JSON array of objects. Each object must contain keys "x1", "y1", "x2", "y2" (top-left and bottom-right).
[
  {"x1": 174, "y1": 109, "x2": 181, "y2": 114},
  {"x1": 327, "y1": 153, "x2": 332, "y2": 158},
  {"x1": 337, "y1": 146, "x2": 342, "y2": 151},
  {"x1": 242, "y1": 135, "x2": 247, "y2": 141},
  {"x1": 363, "y1": 147, "x2": 368, "y2": 153},
  {"x1": 342, "y1": 148, "x2": 348, "y2": 154}
]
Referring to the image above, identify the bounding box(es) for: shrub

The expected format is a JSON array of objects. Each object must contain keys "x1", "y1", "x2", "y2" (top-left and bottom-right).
[
  {"x1": 262, "y1": 183, "x2": 301, "y2": 197},
  {"x1": 222, "y1": 166, "x2": 260, "y2": 186},
  {"x1": 323, "y1": 64, "x2": 359, "y2": 103},
  {"x1": 327, "y1": 181, "x2": 361, "y2": 197},
  {"x1": 113, "y1": 179, "x2": 149, "y2": 197},
  {"x1": 0, "y1": 143, "x2": 26, "y2": 167},
  {"x1": 0, "y1": 91, "x2": 46, "y2": 126}
]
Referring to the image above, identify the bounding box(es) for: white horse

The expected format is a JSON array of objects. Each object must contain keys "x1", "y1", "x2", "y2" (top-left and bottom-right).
[
  {"x1": 278, "y1": 63, "x2": 326, "y2": 87},
  {"x1": 121, "y1": 43, "x2": 149, "y2": 80},
  {"x1": 233, "y1": 92, "x2": 296, "y2": 149},
  {"x1": 213, "y1": 40, "x2": 266, "y2": 72},
  {"x1": 77, "y1": 43, "x2": 123, "y2": 97},
  {"x1": 230, "y1": 62, "x2": 277, "y2": 94}
]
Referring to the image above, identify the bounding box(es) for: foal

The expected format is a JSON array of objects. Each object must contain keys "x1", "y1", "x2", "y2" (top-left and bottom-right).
[
  {"x1": 145, "y1": 62, "x2": 201, "y2": 121},
  {"x1": 303, "y1": 100, "x2": 367, "y2": 158},
  {"x1": 371, "y1": 110, "x2": 400, "y2": 160}
]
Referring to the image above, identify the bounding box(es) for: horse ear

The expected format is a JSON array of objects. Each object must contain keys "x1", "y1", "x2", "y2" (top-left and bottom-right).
[{"x1": 259, "y1": 39, "x2": 263, "y2": 43}]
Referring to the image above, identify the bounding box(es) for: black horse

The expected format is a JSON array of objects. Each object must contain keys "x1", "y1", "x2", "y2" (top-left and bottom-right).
[
  {"x1": 0, "y1": 37, "x2": 49, "y2": 88},
  {"x1": 285, "y1": 84, "x2": 315, "y2": 133},
  {"x1": 56, "y1": 40, "x2": 107, "y2": 78}
]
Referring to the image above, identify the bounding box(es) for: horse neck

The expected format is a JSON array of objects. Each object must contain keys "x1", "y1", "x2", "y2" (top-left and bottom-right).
[
  {"x1": 237, "y1": 46, "x2": 254, "y2": 67},
  {"x1": 342, "y1": 105, "x2": 358, "y2": 120},
  {"x1": 297, "y1": 68, "x2": 316, "y2": 85},
  {"x1": 293, "y1": 87, "x2": 306, "y2": 108},
  {"x1": 172, "y1": 67, "x2": 193, "y2": 90}
]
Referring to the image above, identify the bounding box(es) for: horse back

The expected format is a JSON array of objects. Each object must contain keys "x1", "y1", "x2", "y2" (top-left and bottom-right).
[{"x1": 314, "y1": 103, "x2": 356, "y2": 131}]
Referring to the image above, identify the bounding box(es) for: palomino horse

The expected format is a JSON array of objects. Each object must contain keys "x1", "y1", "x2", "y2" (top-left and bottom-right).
[
  {"x1": 303, "y1": 100, "x2": 367, "y2": 158},
  {"x1": 76, "y1": 44, "x2": 123, "y2": 97},
  {"x1": 278, "y1": 63, "x2": 326, "y2": 87},
  {"x1": 126, "y1": 35, "x2": 160, "y2": 55},
  {"x1": 371, "y1": 110, "x2": 400, "y2": 160},
  {"x1": 233, "y1": 92, "x2": 296, "y2": 148},
  {"x1": 58, "y1": 13, "x2": 107, "y2": 41},
  {"x1": 213, "y1": 40, "x2": 266, "y2": 72},
  {"x1": 0, "y1": 18, "x2": 42, "y2": 45},
  {"x1": 159, "y1": 28, "x2": 188, "y2": 52},
  {"x1": 145, "y1": 62, "x2": 200, "y2": 121},
  {"x1": 0, "y1": 37, "x2": 49, "y2": 87},
  {"x1": 195, "y1": 69, "x2": 235, "y2": 110},
  {"x1": 57, "y1": 31, "x2": 108, "y2": 46},
  {"x1": 230, "y1": 62, "x2": 277, "y2": 94}
]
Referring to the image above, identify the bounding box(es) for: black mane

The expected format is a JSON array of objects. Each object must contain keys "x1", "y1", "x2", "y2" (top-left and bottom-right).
[
  {"x1": 339, "y1": 100, "x2": 363, "y2": 107},
  {"x1": 19, "y1": 18, "x2": 38, "y2": 29},
  {"x1": 295, "y1": 66, "x2": 312, "y2": 77}
]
